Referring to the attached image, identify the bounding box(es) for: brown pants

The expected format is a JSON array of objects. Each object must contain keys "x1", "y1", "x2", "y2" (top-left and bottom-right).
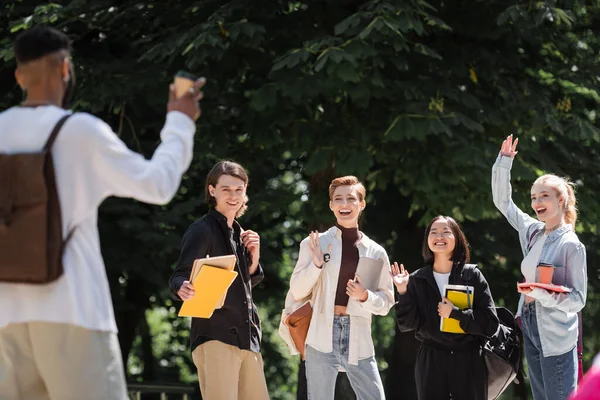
[
  {"x1": 0, "y1": 322, "x2": 128, "y2": 400},
  {"x1": 192, "y1": 340, "x2": 270, "y2": 400}
]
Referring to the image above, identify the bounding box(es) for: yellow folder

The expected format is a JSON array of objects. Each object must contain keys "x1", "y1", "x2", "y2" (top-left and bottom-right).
[
  {"x1": 178, "y1": 255, "x2": 238, "y2": 319},
  {"x1": 439, "y1": 284, "x2": 475, "y2": 334}
]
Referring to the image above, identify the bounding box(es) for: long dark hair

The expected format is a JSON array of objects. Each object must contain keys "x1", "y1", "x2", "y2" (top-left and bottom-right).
[{"x1": 422, "y1": 215, "x2": 470, "y2": 265}]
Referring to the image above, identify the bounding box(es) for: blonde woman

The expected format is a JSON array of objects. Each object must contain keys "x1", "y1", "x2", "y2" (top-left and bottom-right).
[{"x1": 492, "y1": 135, "x2": 587, "y2": 400}]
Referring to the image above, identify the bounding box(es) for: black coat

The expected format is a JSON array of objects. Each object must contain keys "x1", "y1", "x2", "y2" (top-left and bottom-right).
[
  {"x1": 395, "y1": 263, "x2": 499, "y2": 351},
  {"x1": 169, "y1": 208, "x2": 264, "y2": 352}
]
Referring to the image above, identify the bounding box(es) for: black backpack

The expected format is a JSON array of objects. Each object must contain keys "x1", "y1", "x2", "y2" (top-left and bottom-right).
[
  {"x1": 484, "y1": 306, "x2": 521, "y2": 399},
  {"x1": 461, "y1": 264, "x2": 521, "y2": 400}
]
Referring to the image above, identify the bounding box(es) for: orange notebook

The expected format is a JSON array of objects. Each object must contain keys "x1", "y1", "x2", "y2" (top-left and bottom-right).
[{"x1": 178, "y1": 255, "x2": 238, "y2": 319}]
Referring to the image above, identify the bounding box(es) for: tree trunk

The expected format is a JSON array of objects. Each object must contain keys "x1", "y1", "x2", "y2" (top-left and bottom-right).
[
  {"x1": 114, "y1": 279, "x2": 150, "y2": 366},
  {"x1": 386, "y1": 330, "x2": 420, "y2": 399},
  {"x1": 368, "y1": 199, "x2": 423, "y2": 400},
  {"x1": 140, "y1": 312, "x2": 156, "y2": 382}
]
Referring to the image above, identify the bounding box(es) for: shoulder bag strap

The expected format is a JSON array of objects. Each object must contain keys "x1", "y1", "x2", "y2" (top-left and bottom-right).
[{"x1": 43, "y1": 113, "x2": 73, "y2": 152}]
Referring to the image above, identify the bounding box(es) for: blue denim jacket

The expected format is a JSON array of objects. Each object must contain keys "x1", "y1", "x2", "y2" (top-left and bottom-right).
[{"x1": 492, "y1": 155, "x2": 587, "y2": 357}]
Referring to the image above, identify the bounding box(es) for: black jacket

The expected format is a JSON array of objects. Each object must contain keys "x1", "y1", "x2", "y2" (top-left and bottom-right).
[
  {"x1": 169, "y1": 208, "x2": 264, "y2": 352},
  {"x1": 396, "y1": 263, "x2": 498, "y2": 351}
]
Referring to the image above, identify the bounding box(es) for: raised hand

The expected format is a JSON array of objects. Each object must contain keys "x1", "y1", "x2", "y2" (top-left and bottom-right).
[
  {"x1": 307, "y1": 231, "x2": 331, "y2": 268},
  {"x1": 500, "y1": 134, "x2": 519, "y2": 158},
  {"x1": 389, "y1": 262, "x2": 410, "y2": 294},
  {"x1": 167, "y1": 77, "x2": 206, "y2": 121}
]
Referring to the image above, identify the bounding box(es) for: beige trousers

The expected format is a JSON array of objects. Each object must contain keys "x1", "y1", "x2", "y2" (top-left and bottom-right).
[
  {"x1": 0, "y1": 322, "x2": 128, "y2": 400},
  {"x1": 192, "y1": 340, "x2": 270, "y2": 400}
]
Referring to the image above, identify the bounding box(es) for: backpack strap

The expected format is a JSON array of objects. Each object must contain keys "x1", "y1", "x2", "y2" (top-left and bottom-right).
[
  {"x1": 526, "y1": 227, "x2": 542, "y2": 252},
  {"x1": 521, "y1": 228, "x2": 542, "y2": 286},
  {"x1": 460, "y1": 263, "x2": 478, "y2": 281},
  {"x1": 460, "y1": 264, "x2": 478, "y2": 309},
  {"x1": 44, "y1": 113, "x2": 76, "y2": 250},
  {"x1": 43, "y1": 114, "x2": 73, "y2": 152}
]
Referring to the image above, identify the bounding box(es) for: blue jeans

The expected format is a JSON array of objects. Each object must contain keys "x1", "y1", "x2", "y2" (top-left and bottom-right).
[
  {"x1": 522, "y1": 302, "x2": 577, "y2": 400},
  {"x1": 305, "y1": 316, "x2": 385, "y2": 400}
]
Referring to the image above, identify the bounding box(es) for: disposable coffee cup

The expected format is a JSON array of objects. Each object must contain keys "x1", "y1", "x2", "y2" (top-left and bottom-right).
[
  {"x1": 537, "y1": 263, "x2": 555, "y2": 285},
  {"x1": 174, "y1": 70, "x2": 199, "y2": 99}
]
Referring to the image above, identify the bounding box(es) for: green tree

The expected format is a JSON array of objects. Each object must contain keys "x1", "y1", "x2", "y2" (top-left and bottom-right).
[{"x1": 1, "y1": 1, "x2": 599, "y2": 399}]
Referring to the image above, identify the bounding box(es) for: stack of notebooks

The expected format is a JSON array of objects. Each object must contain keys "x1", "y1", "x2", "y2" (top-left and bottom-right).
[
  {"x1": 178, "y1": 255, "x2": 238, "y2": 319},
  {"x1": 440, "y1": 284, "x2": 475, "y2": 334}
]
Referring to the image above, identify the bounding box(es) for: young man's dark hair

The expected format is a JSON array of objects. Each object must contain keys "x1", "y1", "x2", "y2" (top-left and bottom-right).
[
  {"x1": 422, "y1": 215, "x2": 471, "y2": 265},
  {"x1": 14, "y1": 25, "x2": 72, "y2": 64},
  {"x1": 13, "y1": 26, "x2": 77, "y2": 109}
]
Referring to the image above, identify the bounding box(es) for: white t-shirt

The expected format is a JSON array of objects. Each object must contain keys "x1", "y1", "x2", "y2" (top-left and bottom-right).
[
  {"x1": 521, "y1": 234, "x2": 548, "y2": 283},
  {"x1": 0, "y1": 105, "x2": 195, "y2": 333},
  {"x1": 433, "y1": 271, "x2": 450, "y2": 297}
]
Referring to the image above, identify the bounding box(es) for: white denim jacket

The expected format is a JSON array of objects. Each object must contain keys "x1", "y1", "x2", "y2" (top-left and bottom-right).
[
  {"x1": 492, "y1": 154, "x2": 587, "y2": 357},
  {"x1": 280, "y1": 226, "x2": 394, "y2": 365}
]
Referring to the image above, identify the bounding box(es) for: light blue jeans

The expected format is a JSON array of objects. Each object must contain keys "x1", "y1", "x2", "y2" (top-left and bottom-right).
[
  {"x1": 522, "y1": 302, "x2": 577, "y2": 400},
  {"x1": 305, "y1": 316, "x2": 385, "y2": 400}
]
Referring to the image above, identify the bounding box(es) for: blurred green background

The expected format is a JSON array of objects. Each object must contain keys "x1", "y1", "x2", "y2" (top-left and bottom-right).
[{"x1": 2, "y1": 1, "x2": 599, "y2": 399}]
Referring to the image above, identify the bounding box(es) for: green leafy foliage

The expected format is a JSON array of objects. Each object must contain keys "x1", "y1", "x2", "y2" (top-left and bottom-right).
[{"x1": 2, "y1": 1, "x2": 600, "y2": 399}]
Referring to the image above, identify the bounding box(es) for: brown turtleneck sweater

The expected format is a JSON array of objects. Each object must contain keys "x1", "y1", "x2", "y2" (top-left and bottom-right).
[{"x1": 335, "y1": 224, "x2": 362, "y2": 306}]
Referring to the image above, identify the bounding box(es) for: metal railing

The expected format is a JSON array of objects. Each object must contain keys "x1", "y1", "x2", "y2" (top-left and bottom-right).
[{"x1": 127, "y1": 383, "x2": 195, "y2": 400}]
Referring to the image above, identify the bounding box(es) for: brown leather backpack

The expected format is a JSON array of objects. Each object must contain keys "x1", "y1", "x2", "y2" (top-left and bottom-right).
[{"x1": 0, "y1": 113, "x2": 74, "y2": 283}]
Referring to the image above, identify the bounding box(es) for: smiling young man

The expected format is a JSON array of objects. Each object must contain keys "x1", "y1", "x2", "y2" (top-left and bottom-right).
[{"x1": 169, "y1": 160, "x2": 268, "y2": 400}]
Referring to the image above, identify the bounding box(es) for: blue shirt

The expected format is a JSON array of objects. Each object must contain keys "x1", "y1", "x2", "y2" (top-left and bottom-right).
[{"x1": 492, "y1": 154, "x2": 587, "y2": 357}]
